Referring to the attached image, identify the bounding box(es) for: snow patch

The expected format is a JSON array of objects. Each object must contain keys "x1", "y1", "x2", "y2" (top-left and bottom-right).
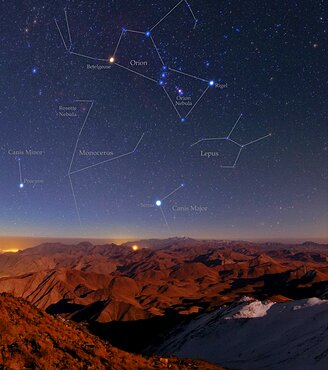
[
  {"x1": 226, "y1": 300, "x2": 275, "y2": 319},
  {"x1": 239, "y1": 296, "x2": 255, "y2": 302},
  {"x1": 156, "y1": 297, "x2": 328, "y2": 370},
  {"x1": 292, "y1": 297, "x2": 327, "y2": 311}
]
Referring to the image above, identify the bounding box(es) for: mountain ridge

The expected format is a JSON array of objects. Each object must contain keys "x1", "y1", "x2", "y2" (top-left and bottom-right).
[{"x1": 0, "y1": 240, "x2": 327, "y2": 322}]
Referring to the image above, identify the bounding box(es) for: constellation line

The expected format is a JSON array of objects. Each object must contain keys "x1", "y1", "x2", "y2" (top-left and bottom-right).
[
  {"x1": 69, "y1": 51, "x2": 108, "y2": 62},
  {"x1": 64, "y1": 9, "x2": 72, "y2": 50},
  {"x1": 150, "y1": 36, "x2": 165, "y2": 66},
  {"x1": 228, "y1": 113, "x2": 243, "y2": 138},
  {"x1": 150, "y1": 0, "x2": 184, "y2": 31},
  {"x1": 55, "y1": 7, "x2": 216, "y2": 122},
  {"x1": 18, "y1": 160, "x2": 23, "y2": 184},
  {"x1": 68, "y1": 100, "x2": 94, "y2": 174},
  {"x1": 161, "y1": 184, "x2": 184, "y2": 201},
  {"x1": 168, "y1": 67, "x2": 209, "y2": 83},
  {"x1": 54, "y1": 18, "x2": 68, "y2": 50},
  {"x1": 113, "y1": 30, "x2": 124, "y2": 57},
  {"x1": 125, "y1": 29, "x2": 145, "y2": 35},
  {"x1": 190, "y1": 114, "x2": 272, "y2": 169},
  {"x1": 69, "y1": 133, "x2": 145, "y2": 175},
  {"x1": 184, "y1": 0, "x2": 198, "y2": 28},
  {"x1": 162, "y1": 86, "x2": 182, "y2": 118},
  {"x1": 185, "y1": 86, "x2": 210, "y2": 118},
  {"x1": 243, "y1": 133, "x2": 272, "y2": 147},
  {"x1": 68, "y1": 174, "x2": 82, "y2": 226},
  {"x1": 160, "y1": 206, "x2": 172, "y2": 234},
  {"x1": 114, "y1": 62, "x2": 158, "y2": 83}
]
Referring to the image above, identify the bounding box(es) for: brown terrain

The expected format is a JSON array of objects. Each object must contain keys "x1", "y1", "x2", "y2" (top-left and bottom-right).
[
  {"x1": 0, "y1": 293, "x2": 223, "y2": 369},
  {"x1": 0, "y1": 238, "x2": 327, "y2": 354}
]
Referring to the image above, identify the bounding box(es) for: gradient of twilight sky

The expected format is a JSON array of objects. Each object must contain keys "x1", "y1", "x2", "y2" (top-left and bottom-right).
[{"x1": 1, "y1": 0, "x2": 327, "y2": 241}]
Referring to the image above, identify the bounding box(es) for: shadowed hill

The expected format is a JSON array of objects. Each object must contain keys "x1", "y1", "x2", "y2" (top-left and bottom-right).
[{"x1": 0, "y1": 293, "x2": 223, "y2": 370}]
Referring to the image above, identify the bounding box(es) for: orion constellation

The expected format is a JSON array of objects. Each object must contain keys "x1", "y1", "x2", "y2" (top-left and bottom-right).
[{"x1": 55, "y1": 1, "x2": 217, "y2": 123}]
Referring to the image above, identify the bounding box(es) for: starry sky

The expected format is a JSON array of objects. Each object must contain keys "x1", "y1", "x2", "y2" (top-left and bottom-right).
[{"x1": 1, "y1": 0, "x2": 327, "y2": 241}]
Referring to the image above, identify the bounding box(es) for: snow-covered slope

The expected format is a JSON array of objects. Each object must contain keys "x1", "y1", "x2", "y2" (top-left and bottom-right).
[{"x1": 155, "y1": 297, "x2": 328, "y2": 370}]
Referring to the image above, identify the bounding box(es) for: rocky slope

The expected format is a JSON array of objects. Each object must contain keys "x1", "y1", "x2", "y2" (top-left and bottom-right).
[{"x1": 0, "y1": 293, "x2": 223, "y2": 370}]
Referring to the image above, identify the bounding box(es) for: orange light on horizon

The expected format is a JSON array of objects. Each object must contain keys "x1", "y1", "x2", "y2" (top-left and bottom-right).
[
  {"x1": 1, "y1": 249, "x2": 20, "y2": 253},
  {"x1": 131, "y1": 245, "x2": 139, "y2": 252}
]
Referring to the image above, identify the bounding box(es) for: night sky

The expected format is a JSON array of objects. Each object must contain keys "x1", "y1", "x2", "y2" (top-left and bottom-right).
[{"x1": 1, "y1": 0, "x2": 327, "y2": 241}]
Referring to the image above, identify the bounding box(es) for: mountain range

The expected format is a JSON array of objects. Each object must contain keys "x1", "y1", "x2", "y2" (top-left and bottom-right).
[{"x1": 0, "y1": 238, "x2": 327, "y2": 368}]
